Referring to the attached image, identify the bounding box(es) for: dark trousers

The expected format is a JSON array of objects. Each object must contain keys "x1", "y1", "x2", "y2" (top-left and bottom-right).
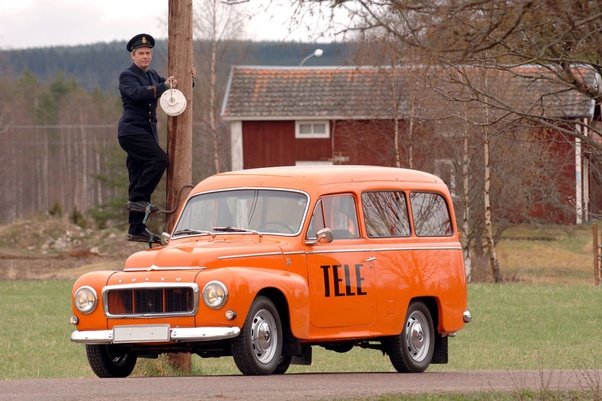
[{"x1": 118, "y1": 134, "x2": 168, "y2": 234}]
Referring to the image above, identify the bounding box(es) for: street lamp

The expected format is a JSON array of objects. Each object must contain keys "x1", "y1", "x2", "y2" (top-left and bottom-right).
[{"x1": 299, "y1": 48, "x2": 324, "y2": 66}]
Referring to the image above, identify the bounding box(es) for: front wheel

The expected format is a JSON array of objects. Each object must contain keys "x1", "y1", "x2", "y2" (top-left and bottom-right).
[
  {"x1": 384, "y1": 301, "x2": 434, "y2": 373},
  {"x1": 85, "y1": 344, "x2": 137, "y2": 378},
  {"x1": 232, "y1": 296, "x2": 283, "y2": 375}
]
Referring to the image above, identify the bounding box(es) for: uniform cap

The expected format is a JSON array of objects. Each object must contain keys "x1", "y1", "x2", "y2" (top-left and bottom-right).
[{"x1": 127, "y1": 33, "x2": 155, "y2": 52}]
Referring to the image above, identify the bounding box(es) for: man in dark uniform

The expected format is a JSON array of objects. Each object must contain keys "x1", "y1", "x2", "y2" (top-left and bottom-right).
[{"x1": 118, "y1": 33, "x2": 176, "y2": 243}]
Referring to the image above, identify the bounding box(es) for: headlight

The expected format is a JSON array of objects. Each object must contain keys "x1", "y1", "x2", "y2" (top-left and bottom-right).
[
  {"x1": 202, "y1": 281, "x2": 228, "y2": 309},
  {"x1": 74, "y1": 286, "x2": 98, "y2": 314}
]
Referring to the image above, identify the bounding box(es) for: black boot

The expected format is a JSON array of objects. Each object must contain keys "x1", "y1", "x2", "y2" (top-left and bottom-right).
[{"x1": 127, "y1": 228, "x2": 161, "y2": 244}]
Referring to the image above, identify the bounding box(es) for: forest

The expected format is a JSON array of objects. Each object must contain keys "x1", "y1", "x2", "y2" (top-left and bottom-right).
[
  {"x1": 0, "y1": 40, "x2": 357, "y2": 226},
  {"x1": 0, "y1": 40, "x2": 356, "y2": 92}
]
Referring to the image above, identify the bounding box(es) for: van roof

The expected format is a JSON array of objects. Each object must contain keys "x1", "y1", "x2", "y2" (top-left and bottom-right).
[{"x1": 193, "y1": 165, "x2": 444, "y2": 194}]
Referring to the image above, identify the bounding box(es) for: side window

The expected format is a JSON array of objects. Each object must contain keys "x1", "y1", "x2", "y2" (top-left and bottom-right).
[
  {"x1": 306, "y1": 199, "x2": 325, "y2": 239},
  {"x1": 306, "y1": 194, "x2": 359, "y2": 240},
  {"x1": 362, "y1": 191, "x2": 410, "y2": 238},
  {"x1": 410, "y1": 192, "x2": 453, "y2": 236},
  {"x1": 295, "y1": 121, "x2": 330, "y2": 139}
]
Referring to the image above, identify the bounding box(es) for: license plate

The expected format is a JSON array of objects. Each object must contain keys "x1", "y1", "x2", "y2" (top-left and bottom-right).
[{"x1": 113, "y1": 325, "x2": 170, "y2": 343}]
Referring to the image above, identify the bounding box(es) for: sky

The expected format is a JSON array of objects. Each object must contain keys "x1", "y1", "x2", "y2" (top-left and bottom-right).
[{"x1": 0, "y1": 0, "x2": 349, "y2": 49}]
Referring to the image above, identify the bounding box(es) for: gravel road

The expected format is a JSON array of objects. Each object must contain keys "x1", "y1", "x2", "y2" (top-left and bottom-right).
[{"x1": 2, "y1": 370, "x2": 600, "y2": 401}]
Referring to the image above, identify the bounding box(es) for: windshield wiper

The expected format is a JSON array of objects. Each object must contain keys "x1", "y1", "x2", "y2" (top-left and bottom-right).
[
  {"x1": 212, "y1": 226, "x2": 262, "y2": 236},
  {"x1": 172, "y1": 228, "x2": 213, "y2": 237}
]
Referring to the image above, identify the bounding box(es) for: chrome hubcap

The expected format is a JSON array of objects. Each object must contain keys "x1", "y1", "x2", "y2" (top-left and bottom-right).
[
  {"x1": 251, "y1": 309, "x2": 278, "y2": 363},
  {"x1": 405, "y1": 311, "x2": 430, "y2": 362},
  {"x1": 256, "y1": 321, "x2": 271, "y2": 351}
]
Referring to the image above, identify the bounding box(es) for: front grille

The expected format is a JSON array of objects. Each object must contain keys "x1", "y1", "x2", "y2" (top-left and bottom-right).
[{"x1": 103, "y1": 283, "x2": 198, "y2": 317}]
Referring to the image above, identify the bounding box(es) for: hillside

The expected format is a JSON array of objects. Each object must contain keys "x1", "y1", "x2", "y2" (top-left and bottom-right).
[
  {"x1": 0, "y1": 40, "x2": 358, "y2": 91},
  {"x1": 0, "y1": 215, "x2": 596, "y2": 286},
  {"x1": 0, "y1": 216, "x2": 142, "y2": 280}
]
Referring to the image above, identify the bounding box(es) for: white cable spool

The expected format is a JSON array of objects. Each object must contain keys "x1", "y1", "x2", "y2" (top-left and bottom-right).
[{"x1": 160, "y1": 84, "x2": 187, "y2": 116}]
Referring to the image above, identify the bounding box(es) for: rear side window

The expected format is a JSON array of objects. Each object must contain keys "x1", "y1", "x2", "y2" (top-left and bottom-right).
[
  {"x1": 362, "y1": 191, "x2": 410, "y2": 238},
  {"x1": 410, "y1": 192, "x2": 452, "y2": 236}
]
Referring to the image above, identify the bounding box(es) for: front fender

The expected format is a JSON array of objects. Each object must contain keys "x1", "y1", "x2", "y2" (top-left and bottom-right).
[
  {"x1": 198, "y1": 267, "x2": 310, "y2": 339},
  {"x1": 71, "y1": 270, "x2": 118, "y2": 330}
]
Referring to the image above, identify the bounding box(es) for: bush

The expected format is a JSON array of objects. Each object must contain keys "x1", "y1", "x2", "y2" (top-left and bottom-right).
[
  {"x1": 48, "y1": 202, "x2": 63, "y2": 218},
  {"x1": 69, "y1": 207, "x2": 86, "y2": 228}
]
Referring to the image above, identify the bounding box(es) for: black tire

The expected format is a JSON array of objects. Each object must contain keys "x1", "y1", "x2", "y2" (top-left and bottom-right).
[
  {"x1": 384, "y1": 301, "x2": 434, "y2": 373},
  {"x1": 273, "y1": 355, "x2": 292, "y2": 375},
  {"x1": 232, "y1": 296, "x2": 283, "y2": 375},
  {"x1": 85, "y1": 344, "x2": 137, "y2": 378}
]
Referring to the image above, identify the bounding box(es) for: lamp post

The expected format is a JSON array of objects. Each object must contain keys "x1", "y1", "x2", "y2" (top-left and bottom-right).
[{"x1": 299, "y1": 48, "x2": 324, "y2": 66}]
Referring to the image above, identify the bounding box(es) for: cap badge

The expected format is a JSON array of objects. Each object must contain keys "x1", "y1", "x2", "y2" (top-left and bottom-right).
[{"x1": 142, "y1": 36, "x2": 147, "y2": 44}]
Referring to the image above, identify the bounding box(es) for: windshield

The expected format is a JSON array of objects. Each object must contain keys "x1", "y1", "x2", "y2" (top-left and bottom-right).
[{"x1": 173, "y1": 189, "x2": 309, "y2": 237}]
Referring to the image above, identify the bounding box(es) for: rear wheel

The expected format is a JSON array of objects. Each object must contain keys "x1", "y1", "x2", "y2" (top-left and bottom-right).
[
  {"x1": 384, "y1": 301, "x2": 434, "y2": 373},
  {"x1": 232, "y1": 296, "x2": 283, "y2": 375},
  {"x1": 273, "y1": 355, "x2": 292, "y2": 374},
  {"x1": 85, "y1": 344, "x2": 137, "y2": 378}
]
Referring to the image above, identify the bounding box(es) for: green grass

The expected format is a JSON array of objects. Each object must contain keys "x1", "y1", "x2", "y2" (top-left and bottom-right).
[
  {"x1": 0, "y1": 281, "x2": 600, "y2": 380},
  {"x1": 445, "y1": 284, "x2": 601, "y2": 371},
  {"x1": 0, "y1": 281, "x2": 85, "y2": 378},
  {"x1": 496, "y1": 224, "x2": 595, "y2": 284}
]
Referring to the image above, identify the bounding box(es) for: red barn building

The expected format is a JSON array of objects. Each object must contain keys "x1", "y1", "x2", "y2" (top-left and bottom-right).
[{"x1": 221, "y1": 65, "x2": 601, "y2": 223}]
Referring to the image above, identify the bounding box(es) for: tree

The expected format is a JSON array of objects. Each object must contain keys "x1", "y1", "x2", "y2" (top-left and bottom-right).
[
  {"x1": 301, "y1": 0, "x2": 602, "y2": 281},
  {"x1": 0, "y1": 68, "x2": 121, "y2": 226},
  {"x1": 323, "y1": 0, "x2": 602, "y2": 170},
  {"x1": 193, "y1": 0, "x2": 248, "y2": 178}
]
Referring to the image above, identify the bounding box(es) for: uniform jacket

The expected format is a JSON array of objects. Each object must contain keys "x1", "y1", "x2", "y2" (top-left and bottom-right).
[{"x1": 118, "y1": 63, "x2": 169, "y2": 141}]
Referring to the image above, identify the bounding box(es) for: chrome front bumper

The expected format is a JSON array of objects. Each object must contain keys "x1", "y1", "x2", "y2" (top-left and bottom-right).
[{"x1": 71, "y1": 326, "x2": 241, "y2": 344}]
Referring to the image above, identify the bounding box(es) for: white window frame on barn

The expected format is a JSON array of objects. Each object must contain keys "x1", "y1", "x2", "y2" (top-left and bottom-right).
[
  {"x1": 295, "y1": 160, "x2": 333, "y2": 166},
  {"x1": 295, "y1": 121, "x2": 330, "y2": 139}
]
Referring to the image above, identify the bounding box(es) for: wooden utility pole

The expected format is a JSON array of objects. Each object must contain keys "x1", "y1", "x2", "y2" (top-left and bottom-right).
[
  {"x1": 166, "y1": 0, "x2": 194, "y2": 231},
  {"x1": 166, "y1": 0, "x2": 193, "y2": 372},
  {"x1": 594, "y1": 223, "x2": 601, "y2": 286}
]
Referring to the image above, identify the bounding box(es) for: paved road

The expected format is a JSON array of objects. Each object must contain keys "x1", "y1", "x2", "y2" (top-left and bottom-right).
[{"x1": 2, "y1": 370, "x2": 600, "y2": 401}]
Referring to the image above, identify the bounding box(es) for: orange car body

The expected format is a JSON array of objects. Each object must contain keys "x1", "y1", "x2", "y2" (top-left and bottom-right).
[{"x1": 71, "y1": 166, "x2": 470, "y2": 376}]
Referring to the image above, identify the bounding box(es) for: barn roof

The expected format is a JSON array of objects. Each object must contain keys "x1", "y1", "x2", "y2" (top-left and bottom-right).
[{"x1": 220, "y1": 65, "x2": 599, "y2": 121}]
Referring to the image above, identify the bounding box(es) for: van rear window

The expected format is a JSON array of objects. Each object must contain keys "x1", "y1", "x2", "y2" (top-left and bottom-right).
[{"x1": 410, "y1": 192, "x2": 452, "y2": 237}]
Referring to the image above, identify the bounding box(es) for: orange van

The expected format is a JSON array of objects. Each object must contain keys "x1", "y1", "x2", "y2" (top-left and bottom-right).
[{"x1": 70, "y1": 165, "x2": 471, "y2": 377}]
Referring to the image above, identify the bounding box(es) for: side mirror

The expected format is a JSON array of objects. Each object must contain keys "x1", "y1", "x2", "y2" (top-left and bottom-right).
[
  {"x1": 304, "y1": 228, "x2": 333, "y2": 246},
  {"x1": 160, "y1": 232, "x2": 171, "y2": 246}
]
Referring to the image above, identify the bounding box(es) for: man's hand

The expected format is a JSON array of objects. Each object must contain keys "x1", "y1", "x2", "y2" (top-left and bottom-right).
[{"x1": 166, "y1": 75, "x2": 177, "y2": 88}]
